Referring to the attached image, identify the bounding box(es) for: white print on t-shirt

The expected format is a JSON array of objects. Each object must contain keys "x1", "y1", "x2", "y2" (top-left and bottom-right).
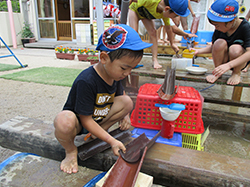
[
  {"x1": 98, "y1": 95, "x2": 112, "y2": 104},
  {"x1": 96, "y1": 93, "x2": 115, "y2": 105},
  {"x1": 94, "y1": 107, "x2": 110, "y2": 116}
]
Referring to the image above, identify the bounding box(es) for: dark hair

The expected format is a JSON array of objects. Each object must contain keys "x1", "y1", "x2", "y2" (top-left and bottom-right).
[
  {"x1": 208, "y1": 17, "x2": 236, "y2": 25},
  {"x1": 107, "y1": 48, "x2": 143, "y2": 62},
  {"x1": 164, "y1": 0, "x2": 169, "y2": 6},
  {"x1": 163, "y1": 0, "x2": 174, "y2": 13}
]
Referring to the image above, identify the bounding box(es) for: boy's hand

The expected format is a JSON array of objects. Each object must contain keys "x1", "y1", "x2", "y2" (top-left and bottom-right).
[
  {"x1": 110, "y1": 139, "x2": 126, "y2": 156},
  {"x1": 184, "y1": 33, "x2": 197, "y2": 40},
  {"x1": 212, "y1": 63, "x2": 231, "y2": 77},
  {"x1": 119, "y1": 114, "x2": 131, "y2": 131},
  {"x1": 190, "y1": 48, "x2": 199, "y2": 55},
  {"x1": 171, "y1": 43, "x2": 179, "y2": 53}
]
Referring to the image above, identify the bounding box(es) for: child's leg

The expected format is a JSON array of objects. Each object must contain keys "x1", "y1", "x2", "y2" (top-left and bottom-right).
[
  {"x1": 99, "y1": 95, "x2": 133, "y2": 131},
  {"x1": 180, "y1": 17, "x2": 188, "y2": 30},
  {"x1": 227, "y1": 44, "x2": 246, "y2": 85},
  {"x1": 128, "y1": 9, "x2": 139, "y2": 32},
  {"x1": 206, "y1": 39, "x2": 228, "y2": 83},
  {"x1": 142, "y1": 19, "x2": 162, "y2": 69},
  {"x1": 157, "y1": 26, "x2": 164, "y2": 43},
  {"x1": 54, "y1": 110, "x2": 82, "y2": 174}
]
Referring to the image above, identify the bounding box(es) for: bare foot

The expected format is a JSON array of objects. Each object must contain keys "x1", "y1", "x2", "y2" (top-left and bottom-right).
[
  {"x1": 60, "y1": 149, "x2": 78, "y2": 174},
  {"x1": 242, "y1": 64, "x2": 249, "y2": 73},
  {"x1": 206, "y1": 74, "x2": 220, "y2": 83},
  {"x1": 158, "y1": 39, "x2": 164, "y2": 43},
  {"x1": 153, "y1": 62, "x2": 162, "y2": 69},
  {"x1": 163, "y1": 39, "x2": 170, "y2": 44},
  {"x1": 227, "y1": 73, "x2": 241, "y2": 85}
]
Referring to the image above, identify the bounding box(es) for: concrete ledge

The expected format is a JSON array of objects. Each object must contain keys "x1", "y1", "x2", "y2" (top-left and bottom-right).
[{"x1": 0, "y1": 116, "x2": 249, "y2": 186}]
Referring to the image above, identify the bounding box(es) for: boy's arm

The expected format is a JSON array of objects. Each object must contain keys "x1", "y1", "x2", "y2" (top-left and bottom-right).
[
  {"x1": 171, "y1": 25, "x2": 197, "y2": 39},
  {"x1": 164, "y1": 25, "x2": 179, "y2": 52},
  {"x1": 191, "y1": 45, "x2": 212, "y2": 55},
  {"x1": 119, "y1": 91, "x2": 131, "y2": 131},
  {"x1": 79, "y1": 114, "x2": 126, "y2": 156},
  {"x1": 245, "y1": 9, "x2": 250, "y2": 21}
]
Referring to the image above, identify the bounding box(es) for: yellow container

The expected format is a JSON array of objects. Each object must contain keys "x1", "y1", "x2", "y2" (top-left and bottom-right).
[{"x1": 182, "y1": 49, "x2": 195, "y2": 59}]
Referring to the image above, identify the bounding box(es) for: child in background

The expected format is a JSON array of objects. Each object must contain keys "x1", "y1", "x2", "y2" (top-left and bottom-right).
[
  {"x1": 54, "y1": 24, "x2": 152, "y2": 174},
  {"x1": 192, "y1": 0, "x2": 250, "y2": 85},
  {"x1": 129, "y1": 0, "x2": 190, "y2": 69}
]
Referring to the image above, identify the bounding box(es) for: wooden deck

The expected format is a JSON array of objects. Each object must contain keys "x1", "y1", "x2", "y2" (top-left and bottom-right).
[{"x1": 124, "y1": 57, "x2": 250, "y2": 105}]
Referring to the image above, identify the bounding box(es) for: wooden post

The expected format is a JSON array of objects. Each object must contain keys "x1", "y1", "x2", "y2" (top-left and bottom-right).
[{"x1": 232, "y1": 86, "x2": 243, "y2": 101}]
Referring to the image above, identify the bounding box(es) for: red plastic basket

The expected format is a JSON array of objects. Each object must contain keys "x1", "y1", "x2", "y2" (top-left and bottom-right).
[{"x1": 131, "y1": 84, "x2": 204, "y2": 134}]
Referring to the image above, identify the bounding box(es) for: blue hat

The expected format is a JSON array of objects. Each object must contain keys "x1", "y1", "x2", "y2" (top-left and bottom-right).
[
  {"x1": 168, "y1": 0, "x2": 190, "y2": 17},
  {"x1": 96, "y1": 24, "x2": 152, "y2": 52},
  {"x1": 207, "y1": 0, "x2": 239, "y2": 22}
]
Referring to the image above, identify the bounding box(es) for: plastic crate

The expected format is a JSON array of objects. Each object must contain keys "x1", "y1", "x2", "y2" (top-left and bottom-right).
[
  {"x1": 131, "y1": 83, "x2": 204, "y2": 134},
  {"x1": 180, "y1": 30, "x2": 214, "y2": 44},
  {"x1": 131, "y1": 128, "x2": 182, "y2": 147},
  {"x1": 182, "y1": 133, "x2": 204, "y2": 151}
]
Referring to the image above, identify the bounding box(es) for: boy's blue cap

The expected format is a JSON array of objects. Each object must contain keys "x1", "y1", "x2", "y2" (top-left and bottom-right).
[
  {"x1": 168, "y1": 0, "x2": 190, "y2": 17},
  {"x1": 207, "y1": 0, "x2": 238, "y2": 22},
  {"x1": 96, "y1": 24, "x2": 152, "y2": 52}
]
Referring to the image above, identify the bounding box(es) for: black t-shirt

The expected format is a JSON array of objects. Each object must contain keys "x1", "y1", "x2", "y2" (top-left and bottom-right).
[
  {"x1": 63, "y1": 66, "x2": 124, "y2": 122},
  {"x1": 212, "y1": 18, "x2": 250, "y2": 49}
]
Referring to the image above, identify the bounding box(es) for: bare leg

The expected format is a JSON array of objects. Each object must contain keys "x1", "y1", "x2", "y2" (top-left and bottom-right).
[
  {"x1": 54, "y1": 110, "x2": 82, "y2": 174},
  {"x1": 180, "y1": 17, "x2": 188, "y2": 30},
  {"x1": 172, "y1": 17, "x2": 181, "y2": 43},
  {"x1": 206, "y1": 39, "x2": 228, "y2": 83},
  {"x1": 142, "y1": 19, "x2": 162, "y2": 69},
  {"x1": 157, "y1": 26, "x2": 164, "y2": 43},
  {"x1": 227, "y1": 44, "x2": 245, "y2": 85},
  {"x1": 128, "y1": 9, "x2": 139, "y2": 32}
]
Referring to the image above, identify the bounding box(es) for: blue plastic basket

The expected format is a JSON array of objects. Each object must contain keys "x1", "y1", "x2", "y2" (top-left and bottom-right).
[{"x1": 181, "y1": 30, "x2": 214, "y2": 44}]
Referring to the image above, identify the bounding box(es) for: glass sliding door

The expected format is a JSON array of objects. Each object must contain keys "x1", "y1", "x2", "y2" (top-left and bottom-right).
[{"x1": 36, "y1": 0, "x2": 56, "y2": 39}]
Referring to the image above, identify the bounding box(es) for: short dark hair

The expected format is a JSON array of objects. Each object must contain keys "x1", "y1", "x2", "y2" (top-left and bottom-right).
[
  {"x1": 107, "y1": 48, "x2": 143, "y2": 62},
  {"x1": 164, "y1": 0, "x2": 169, "y2": 6},
  {"x1": 163, "y1": 0, "x2": 174, "y2": 14}
]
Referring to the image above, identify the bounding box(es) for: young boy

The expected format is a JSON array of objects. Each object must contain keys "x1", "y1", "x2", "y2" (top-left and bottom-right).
[
  {"x1": 129, "y1": 0, "x2": 190, "y2": 69},
  {"x1": 192, "y1": 0, "x2": 250, "y2": 85},
  {"x1": 53, "y1": 24, "x2": 152, "y2": 174}
]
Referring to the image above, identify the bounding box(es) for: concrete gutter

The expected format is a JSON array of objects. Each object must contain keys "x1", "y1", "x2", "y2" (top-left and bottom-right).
[{"x1": 0, "y1": 115, "x2": 249, "y2": 187}]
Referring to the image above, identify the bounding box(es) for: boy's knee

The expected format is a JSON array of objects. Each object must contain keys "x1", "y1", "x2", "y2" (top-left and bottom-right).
[
  {"x1": 229, "y1": 45, "x2": 244, "y2": 59},
  {"x1": 213, "y1": 39, "x2": 227, "y2": 51},
  {"x1": 148, "y1": 28, "x2": 157, "y2": 38},
  {"x1": 123, "y1": 95, "x2": 133, "y2": 111},
  {"x1": 54, "y1": 110, "x2": 76, "y2": 133}
]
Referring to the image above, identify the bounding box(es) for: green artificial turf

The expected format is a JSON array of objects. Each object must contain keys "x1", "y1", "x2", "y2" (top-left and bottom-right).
[
  {"x1": 0, "y1": 67, "x2": 82, "y2": 87},
  {"x1": 0, "y1": 63, "x2": 23, "y2": 71}
]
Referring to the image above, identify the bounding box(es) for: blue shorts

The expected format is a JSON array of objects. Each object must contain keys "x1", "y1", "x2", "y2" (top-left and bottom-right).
[{"x1": 76, "y1": 114, "x2": 89, "y2": 135}]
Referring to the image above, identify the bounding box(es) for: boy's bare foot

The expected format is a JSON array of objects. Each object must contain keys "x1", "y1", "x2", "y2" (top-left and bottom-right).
[
  {"x1": 153, "y1": 62, "x2": 162, "y2": 69},
  {"x1": 227, "y1": 73, "x2": 241, "y2": 85},
  {"x1": 60, "y1": 149, "x2": 78, "y2": 174},
  {"x1": 206, "y1": 74, "x2": 220, "y2": 83},
  {"x1": 158, "y1": 39, "x2": 164, "y2": 43},
  {"x1": 242, "y1": 64, "x2": 249, "y2": 73},
  {"x1": 163, "y1": 39, "x2": 170, "y2": 44}
]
